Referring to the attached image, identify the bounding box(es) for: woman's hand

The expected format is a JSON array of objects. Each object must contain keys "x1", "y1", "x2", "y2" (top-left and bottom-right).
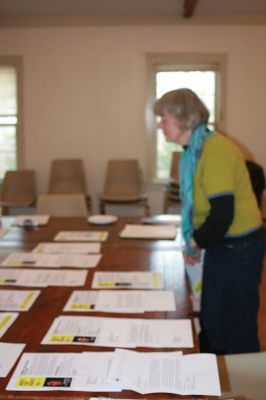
[{"x1": 183, "y1": 238, "x2": 201, "y2": 265}]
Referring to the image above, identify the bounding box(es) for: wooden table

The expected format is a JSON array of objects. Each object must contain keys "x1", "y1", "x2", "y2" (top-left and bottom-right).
[{"x1": 0, "y1": 217, "x2": 203, "y2": 400}]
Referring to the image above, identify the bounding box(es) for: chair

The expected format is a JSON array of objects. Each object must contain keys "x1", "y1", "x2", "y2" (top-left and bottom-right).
[
  {"x1": 100, "y1": 159, "x2": 150, "y2": 216},
  {"x1": 163, "y1": 151, "x2": 181, "y2": 213},
  {"x1": 48, "y1": 159, "x2": 91, "y2": 210},
  {"x1": 245, "y1": 160, "x2": 265, "y2": 209},
  {"x1": 217, "y1": 352, "x2": 266, "y2": 400},
  {"x1": 36, "y1": 194, "x2": 88, "y2": 217},
  {"x1": 0, "y1": 170, "x2": 37, "y2": 215}
]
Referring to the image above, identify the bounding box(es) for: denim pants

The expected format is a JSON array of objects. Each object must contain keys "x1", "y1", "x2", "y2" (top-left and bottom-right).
[{"x1": 199, "y1": 230, "x2": 265, "y2": 355}]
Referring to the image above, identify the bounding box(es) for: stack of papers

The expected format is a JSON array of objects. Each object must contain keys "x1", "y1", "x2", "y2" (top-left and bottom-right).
[
  {"x1": 1, "y1": 252, "x2": 101, "y2": 269},
  {"x1": 54, "y1": 231, "x2": 108, "y2": 242},
  {"x1": 0, "y1": 268, "x2": 88, "y2": 287},
  {"x1": 0, "y1": 289, "x2": 40, "y2": 311},
  {"x1": 0, "y1": 312, "x2": 19, "y2": 338},
  {"x1": 41, "y1": 315, "x2": 193, "y2": 348},
  {"x1": 120, "y1": 224, "x2": 177, "y2": 239},
  {"x1": 6, "y1": 350, "x2": 221, "y2": 396},
  {"x1": 12, "y1": 215, "x2": 50, "y2": 227},
  {"x1": 32, "y1": 242, "x2": 101, "y2": 254},
  {"x1": 91, "y1": 271, "x2": 163, "y2": 289},
  {"x1": 0, "y1": 343, "x2": 25, "y2": 377},
  {"x1": 63, "y1": 290, "x2": 176, "y2": 313}
]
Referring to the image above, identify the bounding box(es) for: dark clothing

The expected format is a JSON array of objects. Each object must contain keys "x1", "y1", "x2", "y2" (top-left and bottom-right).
[
  {"x1": 199, "y1": 228, "x2": 265, "y2": 354},
  {"x1": 193, "y1": 195, "x2": 234, "y2": 248}
]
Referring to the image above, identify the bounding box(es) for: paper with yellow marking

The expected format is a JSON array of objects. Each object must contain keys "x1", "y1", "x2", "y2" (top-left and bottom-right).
[
  {"x1": 0, "y1": 312, "x2": 19, "y2": 338},
  {"x1": 0, "y1": 268, "x2": 87, "y2": 287},
  {"x1": 6, "y1": 352, "x2": 121, "y2": 392},
  {"x1": 92, "y1": 271, "x2": 164, "y2": 289},
  {"x1": 32, "y1": 242, "x2": 101, "y2": 254},
  {"x1": 64, "y1": 290, "x2": 175, "y2": 313},
  {"x1": 1, "y1": 252, "x2": 102, "y2": 268},
  {"x1": 53, "y1": 231, "x2": 108, "y2": 242},
  {"x1": 0, "y1": 289, "x2": 40, "y2": 311},
  {"x1": 42, "y1": 315, "x2": 193, "y2": 348}
]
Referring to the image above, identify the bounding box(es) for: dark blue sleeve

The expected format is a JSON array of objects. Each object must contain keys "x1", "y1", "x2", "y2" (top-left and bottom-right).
[{"x1": 193, "y1": 194, "x2": 234, "y2": 249}]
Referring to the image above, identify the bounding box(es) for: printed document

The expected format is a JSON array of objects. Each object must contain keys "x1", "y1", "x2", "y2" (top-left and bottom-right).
[
  {"x1": 1, "y1": 252, "x2": 101, "y2": 268},
  {"x1": 63, "y1": 290, "x2": 176, "y2": 313},
  {"x1": 0, "y1": 343, "x2": 25, "y2": 377},
  {"x1": 120, "y1": 224, "x2": 177, "y2": 239},
  {"x1": 0, "y1": 268, "x2": 87, "y2": 287},
  {"x1": 6, "y1": 352, "x2": 120, "y2": 392},
  {"x1": 32, "y1": 242, "x2": 101, "y2": 254},
  {"x1": 41, "y1": 316, "x2": 193, "y2": 348},
  {"x1": 54, "y1": 231, "x2": 108, "y2": 242},
  {"x1": 0, "y1": 312, "x2": 19, "y2": 338},
  {"x1": 0, "y1": 289, "x2": 41, "y2": 311},
  {"x1": 92, "y1": 271, "x2": 163, "y2": 289},
  {"x1": 108, "y1": 348, "x2": 221, "y2": 396}
]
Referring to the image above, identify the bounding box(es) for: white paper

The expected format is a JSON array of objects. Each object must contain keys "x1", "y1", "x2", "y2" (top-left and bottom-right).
[
  {"x1": 0, "y1": 343, "x2": 25, "y2": 377},
  {"x1": 32, "y1": 242, "x2": 101, "y2": 254},
  {"x1": 0, "y1": 268, "x2": 87, "y2": 287},
  {"x1": 0, "y1": 312, "x2": 19, "y2": 338},
  {"x1": 1, "y1": 252, "x2": 101, "y2": 268},
  {"x1": 120, "y1": 224, "x2": 177, "y2": 239},
  {"x1": 41, "y1": 316, "x2": 193, "y2": 348},
  {"x1": 54, "y1": 231, "x2": 108, "y2": 242},
  {"x1": 64, "y1": 290, "x2": 176, "y2": 313},
  {"x1": 0, "y1": 289, "x2": 41, "y2": 311},
  {"x1": 108, "y1": 349, "x2": 221, "y2": 396},
  {"x1": 12, "y1": 215, "x2": 50, "y2": 226},
  {"x1": 91, "y1": 271, "x2": 164, "y2": 290},
  {"x1": 6, "y1": 352, "x2": 120, "y2": 392}
]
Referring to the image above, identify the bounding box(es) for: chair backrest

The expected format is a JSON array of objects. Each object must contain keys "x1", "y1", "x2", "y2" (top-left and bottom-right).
[
  {"x1": 48, "y1": 159, "x2": 87, "y2": 194},
  {"x1": 103, "y1": 159, "x2": 143, "y2": 198},
  {"x1": 0, "y1": 170, "x2": 36, "y2": 206},
  {"x1": 170, "y1": 151, "x2": 181, "y2": 183},
  {"x1": 245, "y1": 160, "x2": 265, "y2": 208},
  {"x1": 37, "y1": 194, "x2": 88, "y2": 217}
]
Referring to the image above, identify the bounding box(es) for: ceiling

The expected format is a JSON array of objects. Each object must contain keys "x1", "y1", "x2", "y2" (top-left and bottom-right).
[{"x1": 0, "y1": 0, "x2": 265, "y2": 25}]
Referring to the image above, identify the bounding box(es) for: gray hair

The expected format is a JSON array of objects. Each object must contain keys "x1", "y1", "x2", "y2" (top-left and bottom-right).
[{"x1": 154, "y1": 88, "x2": 209, "y2": 130}]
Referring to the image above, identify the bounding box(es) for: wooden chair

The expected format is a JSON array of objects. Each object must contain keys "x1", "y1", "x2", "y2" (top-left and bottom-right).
[
  {"x1": 163, "y1": 151, "x2": 181, "y2": 213},
  {"x1": 48, "y1": 159, "x2": 91, "y2": 211},
  {"x1": 37, "y1": 194, "x2": 88, "y2": 217},
  {"x1": 0, "y1": 170, "x2": 36, "y2": 215},
  {"x1": 217, "y1": 352, "x2": 266, "y2": 400},
  {"x1": 100, "y1": 159, "x2": 150, "y2": 216}
]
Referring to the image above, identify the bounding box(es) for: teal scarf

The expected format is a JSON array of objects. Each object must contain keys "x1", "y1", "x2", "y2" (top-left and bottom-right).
[{"x1": 179, "y1": 124, "x2": 214, "y2": 256}]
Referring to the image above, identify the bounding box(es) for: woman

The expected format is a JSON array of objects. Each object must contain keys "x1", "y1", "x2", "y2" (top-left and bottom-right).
[{"x1": 154, "y1": 88, "x2": 265, "y2": 355}]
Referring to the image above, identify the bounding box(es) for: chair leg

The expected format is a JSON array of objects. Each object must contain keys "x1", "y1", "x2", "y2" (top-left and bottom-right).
[
  {"x1": 144, "y1": 199, "x2": 150, "y2": 216},
  {"x1": 100, "y1": 199, "x2": 106, "y2": 214},
  {"x1": 163, "y1": 192, "x2": 168, "y2": 214}
]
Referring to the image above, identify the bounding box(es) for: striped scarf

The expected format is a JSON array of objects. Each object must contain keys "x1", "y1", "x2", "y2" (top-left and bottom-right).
[{"x1": 179, "y1": 124, "x2": 214, "y2": 255}]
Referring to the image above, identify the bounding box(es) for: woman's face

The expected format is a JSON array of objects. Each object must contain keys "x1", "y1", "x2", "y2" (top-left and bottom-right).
[{"x1": 158, "y1": 111, "x2": 192, "y2": 146}]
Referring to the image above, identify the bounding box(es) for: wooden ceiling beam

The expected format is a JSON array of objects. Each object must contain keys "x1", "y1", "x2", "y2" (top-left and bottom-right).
[{"x1": 183, "y1": 0, "x2": 200, "y2": 18}]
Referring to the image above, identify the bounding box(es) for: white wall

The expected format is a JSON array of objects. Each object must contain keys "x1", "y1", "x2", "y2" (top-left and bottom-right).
[{"x1": 0, "y1": 23, "x2": 266, "y2": 214}]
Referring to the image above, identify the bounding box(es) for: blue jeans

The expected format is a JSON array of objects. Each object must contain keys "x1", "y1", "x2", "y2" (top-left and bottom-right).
[{"x1": 199, "y1": 230, "x2": 265, "y2": 354}]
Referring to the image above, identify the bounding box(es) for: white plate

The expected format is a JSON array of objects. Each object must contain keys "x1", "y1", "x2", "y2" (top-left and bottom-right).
[{"x1": 88, "y1": 215, "x2": 118, "y2": 225}]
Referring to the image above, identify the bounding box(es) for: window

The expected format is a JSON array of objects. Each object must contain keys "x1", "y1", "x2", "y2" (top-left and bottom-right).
[
  {"x1": 0, "y1": 57, "x2": 22, "y2": 180},
  {"x1": 146, "y1": 54, "x2": 226, "y2": 182}
]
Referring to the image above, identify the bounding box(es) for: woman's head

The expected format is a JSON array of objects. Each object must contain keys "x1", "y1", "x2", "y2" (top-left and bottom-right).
[{"x1": 154, "y1": 88, "x2": 209, "y2": 131}]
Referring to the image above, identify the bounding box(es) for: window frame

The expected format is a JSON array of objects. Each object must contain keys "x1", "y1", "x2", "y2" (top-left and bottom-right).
[
  {"x1": 0, "y1": 56, "x2": 23, "y2": 182},
  {"x1": 145, "y1": 53, "x2": 227, "y2": 183}
]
